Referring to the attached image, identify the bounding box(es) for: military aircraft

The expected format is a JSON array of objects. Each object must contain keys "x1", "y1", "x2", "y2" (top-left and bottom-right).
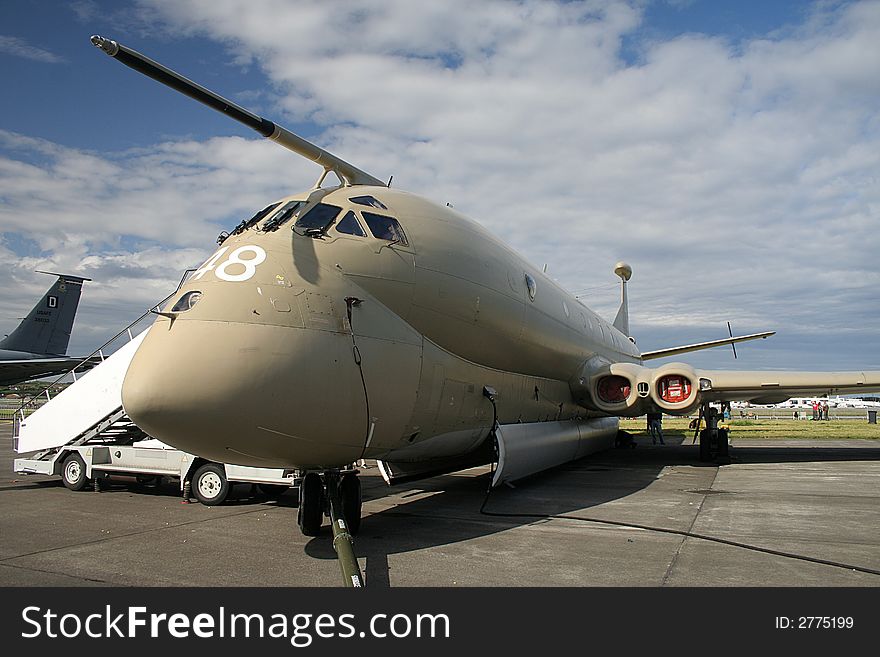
[
  {"x1": 92, "y1": 36, "x2": 880, "y2": 538},
  {"x1": 0, "y1": 272, "x2": 92, "y2": 385}
]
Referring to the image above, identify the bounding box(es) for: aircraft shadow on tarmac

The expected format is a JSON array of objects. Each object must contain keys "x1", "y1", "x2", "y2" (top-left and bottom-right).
[{"x1": 303, "y1": 431, "x2": 880, "y2": 587}]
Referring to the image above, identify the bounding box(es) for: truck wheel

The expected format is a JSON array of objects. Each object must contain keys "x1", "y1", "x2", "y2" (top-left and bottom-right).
[
  {"x1": 192, "y1": 463, "x2": 229, "y2": 506},
  {"x1": 62, "y1": 453, "x2": 89, "y2": 491}
]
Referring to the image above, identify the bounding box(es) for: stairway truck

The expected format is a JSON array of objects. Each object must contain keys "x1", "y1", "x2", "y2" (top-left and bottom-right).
[{"x1": 14, "y1": 439, "x2": 296, "y2": 506}]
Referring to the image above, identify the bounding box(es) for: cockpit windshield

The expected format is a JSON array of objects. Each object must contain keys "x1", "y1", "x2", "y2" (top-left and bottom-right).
[
  {"x1": 231, "y1": 202, "x2": 281, "y2": 236},
  {"x1": 362, "y1": 211, "x2": 408, "y2": 246},
  {"x1": 350, "y1": 195, "x2": 388, "y2": 210},
  {"x1": 262, "y1": 200, "x2": 306, "y2": 232},
  {"x1": 294, "y1": 203, "x2": 343, "y2": 234},
  {"x1": 335, "y1": 211, "x2": 367, "y2": 237}
]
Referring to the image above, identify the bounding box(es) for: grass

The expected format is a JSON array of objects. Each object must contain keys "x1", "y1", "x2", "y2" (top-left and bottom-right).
[{"x1": 620, "y1": 416, "x2": 880, "y2": 441}]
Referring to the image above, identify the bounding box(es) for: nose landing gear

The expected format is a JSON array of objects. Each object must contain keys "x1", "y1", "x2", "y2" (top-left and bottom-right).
[
  {"x1": 297, "y1": 469, "x2": 363, "y2": 535},
  {"x1": 296, "y1": 468, "x2": 365, "y2": 587}
]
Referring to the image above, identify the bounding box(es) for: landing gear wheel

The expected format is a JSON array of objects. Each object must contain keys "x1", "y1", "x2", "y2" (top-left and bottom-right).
[
  {"x1": 192, "y1": 463, "x2": 229, "y2": 506},
  {"x1": 62, "y1": 453, "x2": 89, "y2": 491},
  {"x1": 699, "y1": 429, "x2": 711, "y2": 462},
  {"x1": 339, "y1": 473, "x2": 362, "y2": 535},
  {"x1": 298, "y1": 472, "x2": 324, "y2": 536},
  {"x1": 717, "y1": 428, "x2": 730, "y2": 464}
]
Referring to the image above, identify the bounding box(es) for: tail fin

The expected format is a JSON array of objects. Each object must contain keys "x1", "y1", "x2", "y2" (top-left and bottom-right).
[{"x1": 0, "y1": 272, "x2": 90, "y2": 356}]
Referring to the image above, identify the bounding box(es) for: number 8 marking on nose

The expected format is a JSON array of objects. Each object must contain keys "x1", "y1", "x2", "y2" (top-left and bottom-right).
[
  {"x1": 216, "y1": 245, "x2": 266, "y2": 281},
  {"x1": 192, "y1": 245, "x2": 267, "y2": 282}
]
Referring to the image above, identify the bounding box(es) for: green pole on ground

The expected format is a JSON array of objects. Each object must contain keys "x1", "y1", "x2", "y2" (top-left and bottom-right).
[{"x1": 326, "y1": 474, "x2": 364, "y2": 587}]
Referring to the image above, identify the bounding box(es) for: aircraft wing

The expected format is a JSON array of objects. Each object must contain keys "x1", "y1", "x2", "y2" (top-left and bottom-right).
[
  {"x1": 694, "y1": 369, "x2": 880, "y2": 405},
  {"x1": 0, "y1": 357, "x2": 100, "y2": 386}
]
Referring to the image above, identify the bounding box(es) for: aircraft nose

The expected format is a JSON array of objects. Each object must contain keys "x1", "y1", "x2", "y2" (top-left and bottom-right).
[{"x1": 122, "y1": 319, "x2": 367, "y2": 469}]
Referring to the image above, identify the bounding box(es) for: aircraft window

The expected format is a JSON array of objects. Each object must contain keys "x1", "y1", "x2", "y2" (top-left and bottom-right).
[
  {"x1": 262, "y1": 200, "x2": 305, "y2": 232},
  {"x1": 294, "y1": 203, "x2": 343, "y2": 234},
  {"x1": 525, "y1": 273, "x2": 536, "y2": 301},
  {"x1": 171, "y1": 291, "x2": 201, "y2": 313},
  {"x1": 335, "y1": 211, "x2": 367, "y2": 237},
  {"x1": 362, "y1": 212, "x2": 408, "y2": 246},
  {"x1": 350, "y1": 195, "x2": 388, "y2": 210}
]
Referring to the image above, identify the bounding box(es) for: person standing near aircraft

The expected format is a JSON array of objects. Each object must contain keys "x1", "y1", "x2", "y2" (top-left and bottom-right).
[{"x1": 647, "y1": 411, "x2": 665, "y2": 445}]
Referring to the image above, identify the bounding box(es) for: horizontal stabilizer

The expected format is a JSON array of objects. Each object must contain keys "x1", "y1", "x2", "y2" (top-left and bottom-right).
[
  {"x1": 0, "y1": 356, "x2": 101, "y2": 387},
  {"x1": 641, "y1": 331, "x2": 775, "y2": 361}
]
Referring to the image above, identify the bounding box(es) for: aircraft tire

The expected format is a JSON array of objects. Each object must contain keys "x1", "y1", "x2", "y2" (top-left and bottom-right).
[
  {"x1": 192, "y1": 463, "x2": 229, "y2": 506},
  {"x1": 298, "y1": 472, "x2": 323, "y2": 536},
  {"x1": 61, "y1": 453, "x2": 89, "y2": 491},
  {"x1": 340, "y1": 473, "x2": 362, "y2": 535},
  {"x1": 717, "y1": 429, "x2": 731, "y2": 463},
  {"x1": 698, "y1": 429, "x2": 711, "y2": 462}
]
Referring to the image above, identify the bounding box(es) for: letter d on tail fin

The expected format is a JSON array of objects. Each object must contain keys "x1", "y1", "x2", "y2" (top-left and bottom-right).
[{"x1": 0, "y1": 273, "x2": 90, "y2": 356}]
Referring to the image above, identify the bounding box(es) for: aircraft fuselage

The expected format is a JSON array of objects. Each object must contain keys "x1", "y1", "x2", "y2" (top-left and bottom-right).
[{"x1": 122, "y1": 186, "x2": 639, "y2": 469}]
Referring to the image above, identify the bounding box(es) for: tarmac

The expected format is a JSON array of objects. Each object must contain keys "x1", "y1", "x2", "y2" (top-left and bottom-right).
[{"x1": 1, "y1": 420, "x2": 879, "y2": 587}]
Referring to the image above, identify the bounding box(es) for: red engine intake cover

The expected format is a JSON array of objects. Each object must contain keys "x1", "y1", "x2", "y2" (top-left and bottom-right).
[
  {"x1": 597, "y1": 375, "x2": 631, "y2": 404},
  {"x1": 658, "y1": 375, "x2": 691, "y2": 404}
]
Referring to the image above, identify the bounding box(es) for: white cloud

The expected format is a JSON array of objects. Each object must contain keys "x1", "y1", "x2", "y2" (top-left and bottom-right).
[
  {"x1": 0, "y1": 35, "x2": 65, "y2": 64},
  {"x1": 2, "y1": 0, "x2": 878, "y2": 369},
  {"x1": 0, "y1": 130, "x2": 313, "y2": 352}
]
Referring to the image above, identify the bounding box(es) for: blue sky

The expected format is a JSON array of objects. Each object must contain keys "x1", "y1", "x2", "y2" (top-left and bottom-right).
[{"x1": 0, "y1": 0, "x2": 878, "y2": 372}]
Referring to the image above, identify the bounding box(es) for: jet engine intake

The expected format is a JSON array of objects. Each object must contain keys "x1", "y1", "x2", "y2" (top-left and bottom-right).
[
  {"x1": 575, "y1": 362, "x2": 702, "y2": 416},
  {"x1": 649, "y1": 363, "x2": 701, "y2": 414},
  {"x1": 584, "y1": 362, "x2": 654, "y2": 417}
]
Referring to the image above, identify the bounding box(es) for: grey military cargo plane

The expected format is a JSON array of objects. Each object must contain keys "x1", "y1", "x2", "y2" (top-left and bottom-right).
[
  {"x1": 0, "y1": 272, "x2": 91, "y2": 386},
  {"x1": 92, "y1": 36, "x2": 880, "y2": 537}
]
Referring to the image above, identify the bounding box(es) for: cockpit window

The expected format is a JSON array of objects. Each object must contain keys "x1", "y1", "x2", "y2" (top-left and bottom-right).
[
  {"x1": 362, "y1": 211, "x2": 408, "y2": 246},
  {"x1": 335, "y1": 211, "x2": 367, "y2": 237},
  {"x1": 231, "y1": 202, "x2": 281, "y2": 236},
  {"x1": 349, "y1": 195, "x2": 388, "y2": 210},
  {"x1": 294, "y1": 203, "x2": 343, "y2": 233},
  {"x1": 261, "y1": 200, "x2": 305, "y2": 232}
]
